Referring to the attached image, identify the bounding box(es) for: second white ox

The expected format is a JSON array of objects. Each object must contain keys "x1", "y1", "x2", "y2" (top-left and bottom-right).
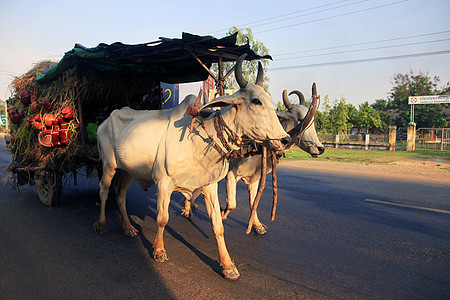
[
  {"x1": 221, "y1": 84, "x2": 324, "y2": 234},
  {"x1": 94, "y1": 54, "x2": 290, "y2": 279}
]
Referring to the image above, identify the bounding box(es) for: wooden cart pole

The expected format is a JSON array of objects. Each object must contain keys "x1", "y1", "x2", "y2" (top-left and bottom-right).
[
  {"x1": 76, "y1": 91, "x2": 86, "y2": 149},
  {"x1": 218, "y1": 54, "x2": 224, "y2": 96}
]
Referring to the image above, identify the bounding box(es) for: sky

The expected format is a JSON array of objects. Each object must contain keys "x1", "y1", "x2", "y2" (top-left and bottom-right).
[{"x1": 1, "y1": 0, "x2": 449, "y2": 109}]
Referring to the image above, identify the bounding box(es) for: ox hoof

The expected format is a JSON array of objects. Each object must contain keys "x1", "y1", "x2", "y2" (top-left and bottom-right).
[
  {"x1": 222, "y1": 264, "x2": 240, "y2": 280},
  {"x1": 124, "y1": 227, "x2": 138, "y2": 238},
  {"x1": 153, "y1": 250, "x2": 169, "y2": 263},
  {"x1": 253, "y1": 224, "x2": 267, "y2": 235},
  {"x1": 181, "y1": 209, "x2": 193, "y2": 218},
  {"x1": 220, "y1": 209, "x2": 229, "y2": 220},
  {"x1": 93, "y1": 222, "x2": 104, "y2": 234}
]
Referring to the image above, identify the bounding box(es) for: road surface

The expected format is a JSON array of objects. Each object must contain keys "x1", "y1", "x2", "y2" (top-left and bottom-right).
[{"x1": 1, "y1": 139, "x2": 449, "y2": 299}]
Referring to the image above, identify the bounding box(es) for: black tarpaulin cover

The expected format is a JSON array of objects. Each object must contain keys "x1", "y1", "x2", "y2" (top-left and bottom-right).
[{"x1": 36, "y1": 32, "x2": 271, "y2": 84}]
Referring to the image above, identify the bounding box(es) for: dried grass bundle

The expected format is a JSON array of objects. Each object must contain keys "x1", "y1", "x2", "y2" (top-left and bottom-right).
[{"x1": 8, "y1": 58, "x2": 162, "y2": 175}]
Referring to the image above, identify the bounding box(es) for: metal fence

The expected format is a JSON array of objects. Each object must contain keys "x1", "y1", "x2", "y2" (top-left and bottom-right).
[
  {"x1": 318, "y1": 128, "x2": 449, "y2": 151},
  {"x1": 318, "y1": 132, "x2": 390, "y2": 150},
  {"x1": 416, "y1": 128, "x2": 450, "y2": 151}
]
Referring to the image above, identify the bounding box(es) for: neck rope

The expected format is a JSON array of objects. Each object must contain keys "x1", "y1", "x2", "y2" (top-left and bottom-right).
[{"x1": 199, "y1": 111, "x2": 244, "y2": 160}]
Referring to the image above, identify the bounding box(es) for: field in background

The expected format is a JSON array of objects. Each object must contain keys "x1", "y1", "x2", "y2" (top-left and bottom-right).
[{"x1": 284, "y1": 146, "x2": 450, "y2": 164}]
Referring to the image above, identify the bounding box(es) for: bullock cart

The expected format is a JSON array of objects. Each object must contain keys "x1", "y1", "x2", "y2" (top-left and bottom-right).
[{"x1": 6, "y1": 32, "x2": 270, "y2": 206}]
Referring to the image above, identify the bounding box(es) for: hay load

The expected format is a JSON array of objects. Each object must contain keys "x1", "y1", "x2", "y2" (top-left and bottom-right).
[
  {"x1": 8, "y1": 57, "x2": 162, "y2": 177},
  {"x1": 8, "y1": 61, "x2": 80, "y2": 173}
]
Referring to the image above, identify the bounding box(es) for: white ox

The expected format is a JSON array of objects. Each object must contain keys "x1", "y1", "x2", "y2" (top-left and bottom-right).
[
  {"x1": 94, "y1": 54, "x2": 290, "y2": 279},
  {"x1": 215, "y1": 84, "x2": 324, "y2": 234}
]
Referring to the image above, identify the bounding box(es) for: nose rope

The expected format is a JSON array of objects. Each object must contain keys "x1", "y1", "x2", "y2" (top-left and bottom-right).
[
  {"x1": 197, "y1": 111, "x2": 244, "y2": 160},
  {"x1": 197, "y1": 110, "x2": 286, "y2": 161},
  {"x1": 215, "y1": 112, "x2": 244, "y2": 160}
]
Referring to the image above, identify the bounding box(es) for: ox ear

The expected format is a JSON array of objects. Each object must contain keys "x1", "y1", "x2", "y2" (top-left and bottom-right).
[
  {"x1": 276, "y1": 111, "x2": 291, "y2": 120},
  {"x1": 199, "y1": 95, "x2": 241, "y2": 111}
]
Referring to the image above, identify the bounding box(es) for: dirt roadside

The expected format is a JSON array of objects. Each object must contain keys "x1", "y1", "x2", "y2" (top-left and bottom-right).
[{"x1": 279, "y1": 158, "x2": 450, "y2": 185}]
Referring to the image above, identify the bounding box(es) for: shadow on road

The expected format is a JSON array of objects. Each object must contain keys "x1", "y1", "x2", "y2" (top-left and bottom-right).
[{"x1": 124, "y1": 186, "x2": 225, "y2": 278}]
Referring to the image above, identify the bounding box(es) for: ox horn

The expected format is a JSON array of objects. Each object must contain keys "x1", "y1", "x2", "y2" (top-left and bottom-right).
[
  {"x1": 287, "y1": 83, "x2": 319, "y2": 138},
  {"x1": 282, "y1": 90, "x2": 293, "y2": 110},
  {"x1": 235, "y1": 53, "x2": 248, "y2": 89},
  {"x1": 255, "y1": 61, "x2": 264, "y2": 87},
  {"x1": 288, "y1": 90, "x2": 306, "y2": 106}
]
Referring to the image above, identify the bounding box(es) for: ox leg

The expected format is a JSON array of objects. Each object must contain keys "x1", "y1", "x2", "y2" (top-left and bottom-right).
[
  {"x1": 181, "y1": 195, "x2": 193, "y2": 218},
  {"x1": 203, "y1": 183, "x2": 240, "y2": 280},
  {"x1": 115, "y1": 172, "x2": 138, "y2": 237},
  {"x1": 181, "y1": 189, "x2": 199, "y2": 218},
  {"x1": 222, "y1": 171, "x2": 237, "y2": 220},
  {"x1": 94, "y1": 167, "x2": 116, "y2": 234},
  {"x1": 248, "y1": 180, "x2": 267, "y2": 235},
  {"x1": 153, "y1": 179, "x2": 172, "y2": 263}
]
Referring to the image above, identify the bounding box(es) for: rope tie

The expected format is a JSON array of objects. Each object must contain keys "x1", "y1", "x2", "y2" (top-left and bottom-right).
[{"x1": 214, "y1": 112, "x2": 243, "y2": 160}]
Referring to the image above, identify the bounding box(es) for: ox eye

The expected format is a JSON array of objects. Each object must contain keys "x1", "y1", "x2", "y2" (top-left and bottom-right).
[{"x1": 252, "y1": 98, "x2": 262, "y2": 105}]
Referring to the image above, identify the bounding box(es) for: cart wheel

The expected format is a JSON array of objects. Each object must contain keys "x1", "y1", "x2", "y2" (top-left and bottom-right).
[{"x1": 35, "y1": 171, "x2": 63, "y2": 207}]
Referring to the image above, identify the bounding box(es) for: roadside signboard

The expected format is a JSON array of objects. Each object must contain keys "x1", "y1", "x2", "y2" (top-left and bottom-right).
[
  {"x1": 408, "y1": 95, "x2": 450, "y2": 104},
  {"x1": 408, "y1": 95, "x2": 450, "y2": 124},
  {"x1": 0, "y1": 115, "x2": 6, "y2": 126}
]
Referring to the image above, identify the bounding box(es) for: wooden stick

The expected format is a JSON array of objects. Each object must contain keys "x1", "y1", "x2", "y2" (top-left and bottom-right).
[
  {"x1": 271, "y1": 151, "x2": 278, "y2": 221},
  {"x1": 246, "y1": 146, "x2": 267, "y2": 234},
  {"x1": 10, "y1": 165, "x2": 46, "y2": 172}
]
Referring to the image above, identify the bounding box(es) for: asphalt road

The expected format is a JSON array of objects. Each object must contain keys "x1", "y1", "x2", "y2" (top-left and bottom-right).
[{"x1": 1, "y1": 140, "x2": 449, "y2": 299}]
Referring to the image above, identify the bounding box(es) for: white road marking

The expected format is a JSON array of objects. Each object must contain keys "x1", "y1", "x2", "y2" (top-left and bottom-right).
[{"x1": 364, "y1": 199, "x2": 450, "y2": 215}]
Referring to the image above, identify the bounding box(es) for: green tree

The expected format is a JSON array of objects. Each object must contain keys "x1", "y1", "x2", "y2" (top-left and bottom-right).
[
  {"x1": 315, "y1": 95, "x2": 331, "y2": 132},
  {"x1": 371, "y1": 99, "x2": 389, "y2": 111},
  {"x1": 276, "y1": 101, "x2": 287, "y2": 112},
  {"x1": 211, "y1": 26, "x2": 270, "y2": 92},
  {"x1": 347, "y1": 103, "x2": 358, "y2": 130},
  {"x1": 327, "y1": 97, "x2": 351, "y2": 134},
  {"x1": 353, "y1": 102, "x2": 384, "y2": 134},
  {"x1": 370, "y1": 99, "x2": 393, "y2": 133},
  {"x1": 388, "y1": 71, "x2": 449, "y2": 128}
]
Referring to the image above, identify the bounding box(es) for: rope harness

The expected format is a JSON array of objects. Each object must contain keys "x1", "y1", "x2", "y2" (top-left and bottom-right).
[
  {"x1": 214, "y1": 112, "x2": 244, "y2": 160},
  {"x1": 195, "y1": 111, "x2": 251, "y2": 161},
  {"x1": 189, "y1": 108, "x2": 281, "y2": 231}
]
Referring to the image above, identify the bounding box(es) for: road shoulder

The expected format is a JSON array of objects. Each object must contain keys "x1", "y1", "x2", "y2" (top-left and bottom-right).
[{"x1": 278, "y1": 159, "x2": 450, "y2": 184}]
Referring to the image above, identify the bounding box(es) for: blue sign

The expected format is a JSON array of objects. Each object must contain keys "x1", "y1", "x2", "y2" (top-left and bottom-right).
[
  {"x1": 161, "y1": 82, "x2": 179, "y2": 109},
  {"x1": 0, "y1": 115, "x2": 6, "y2": 126}
]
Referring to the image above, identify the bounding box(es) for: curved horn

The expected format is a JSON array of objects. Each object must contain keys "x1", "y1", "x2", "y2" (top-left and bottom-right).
[
  {"x1": 255, "y1": 61, "x2": 264, "y2": 87},
  {"x1": 282, "y1": 90, "x2": 293, "y2": 110},
  {"x1": 287, "y1": 83, "x2": 319, "y2": 138},
  {"x1": 288, "y1": 90, "x2": 306, "y2": 106},
  {"x1": 235, "y1": 53, "x2": 248, "y2": 89}
]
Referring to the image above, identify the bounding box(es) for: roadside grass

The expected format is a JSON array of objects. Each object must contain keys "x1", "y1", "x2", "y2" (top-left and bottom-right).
[{"x1": 284, "y1": 147, "x2": 450, "y2": 164}]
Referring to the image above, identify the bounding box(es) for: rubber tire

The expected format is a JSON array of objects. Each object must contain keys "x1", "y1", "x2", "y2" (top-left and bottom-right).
[{"x1": 35, "y1": 171, "x2": 63, "y2": 207}]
